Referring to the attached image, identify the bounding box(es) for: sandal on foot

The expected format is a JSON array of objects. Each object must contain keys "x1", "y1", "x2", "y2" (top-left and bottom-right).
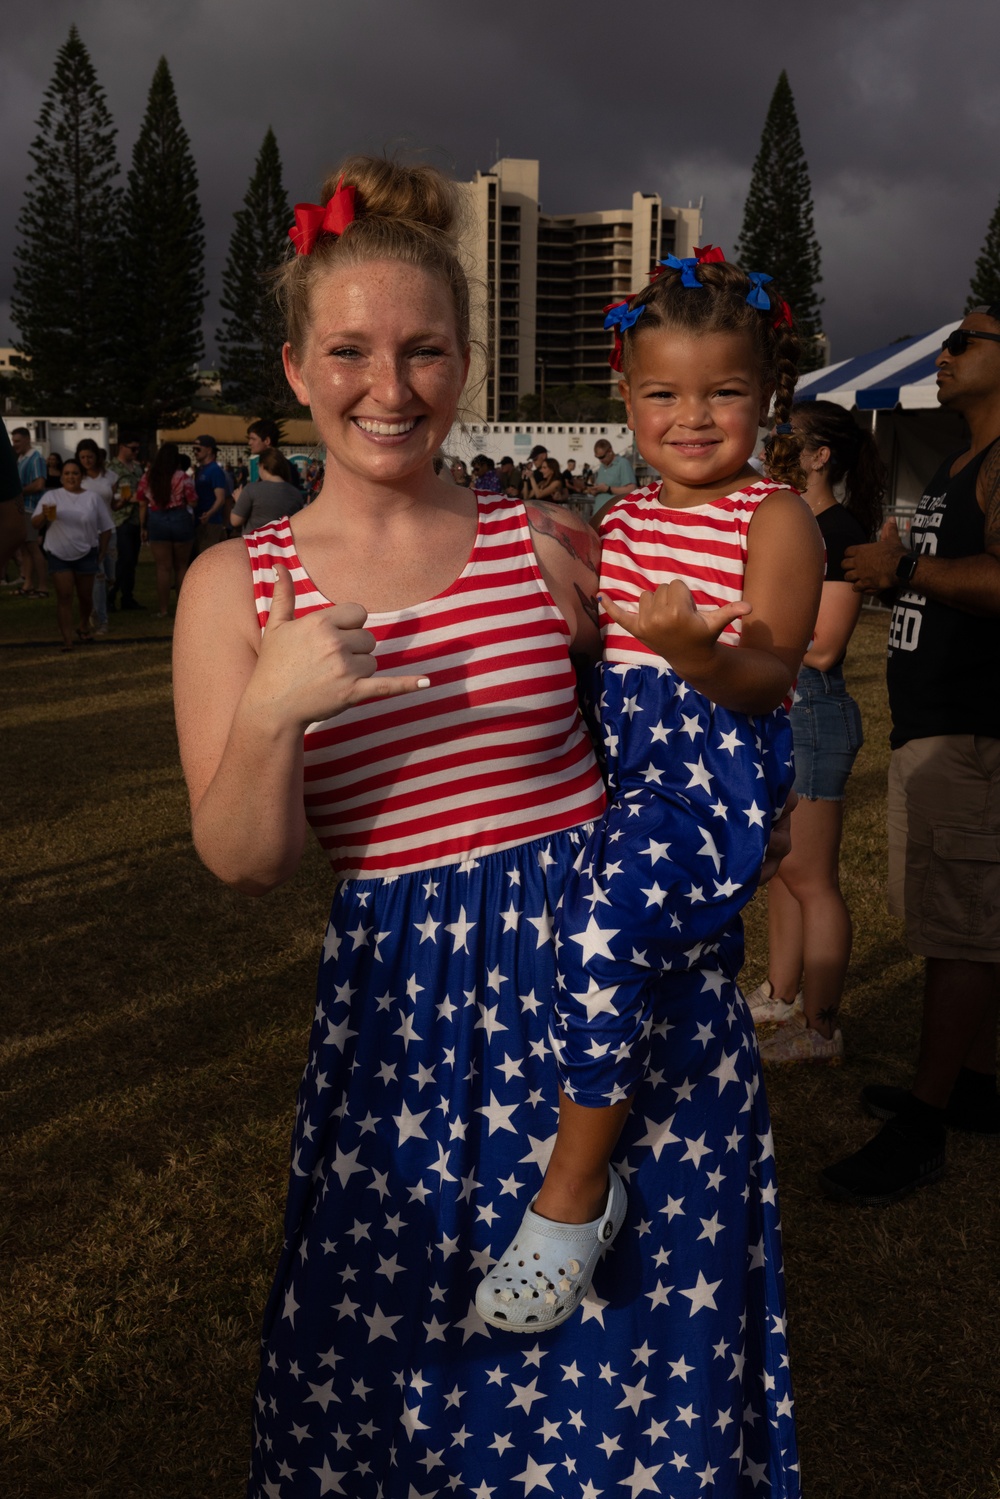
[{"x1": 475, "y1": 1167, "x2": 627, "y2": 1333}]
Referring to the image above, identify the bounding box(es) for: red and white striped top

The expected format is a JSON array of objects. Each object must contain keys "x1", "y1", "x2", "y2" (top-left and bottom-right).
[
  {"x1": 599, "y1": 479, "x2": 788, "y2": 667},
  {"x1": 244, "y1": 495, "x2": 606, "y2": 880}
]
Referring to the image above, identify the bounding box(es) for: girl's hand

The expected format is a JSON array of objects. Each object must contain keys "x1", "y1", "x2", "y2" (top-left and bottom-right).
[
  {"x1": 249, "y1": 565, "x2": 430, "y2": 728},
  {"x1": 600, "y1": 582, "x2": 751, "y2": 672}
]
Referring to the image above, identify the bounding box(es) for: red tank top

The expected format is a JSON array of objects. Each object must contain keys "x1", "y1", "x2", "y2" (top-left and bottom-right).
[
  {"x1": 600, "y1": 478, "x2": 789, "y2": 667},
  {"x1": 244, "y1": 494, "x2": 606, "y2": 879}
]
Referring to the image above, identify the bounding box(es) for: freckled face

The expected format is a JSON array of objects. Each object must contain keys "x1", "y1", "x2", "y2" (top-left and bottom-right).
[
  {"x1": 622, "y1": 328, "x2": 769, "y2": 498},
  {"x1": 283, "y1": 259, "x2": 470, "y2": 487}
]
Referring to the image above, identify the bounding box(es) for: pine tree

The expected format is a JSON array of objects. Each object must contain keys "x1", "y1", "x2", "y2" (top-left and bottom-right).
[
  {"x1": 967, "y1": 193, "x2": 1000, "y2": 310},
  {"x1": 10, "y1": 25, "x2": 122, "y2": 412},
  {"x1": 116, "y1": 58, "x2": 205, "y2": 432},
  {"x1": 735, "y1": 71, "x2": 824, "y2": 370},
  {"x1": 218, "y1": 127, "x2": 293, "y2": 420}
]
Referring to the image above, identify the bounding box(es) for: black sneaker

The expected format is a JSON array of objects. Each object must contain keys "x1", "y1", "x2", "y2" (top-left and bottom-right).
[
  {"x1": 862, "y1": 1082, "x2": 1000, "y2": 1135},
  {"x1": 820, "y1": 1118, "x2": 945, "y2": 1207}
]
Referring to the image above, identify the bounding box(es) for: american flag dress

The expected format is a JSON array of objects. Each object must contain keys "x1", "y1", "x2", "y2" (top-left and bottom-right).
[{"x1": 241, "y1": 488, "x2": 800, "y2": 1499}]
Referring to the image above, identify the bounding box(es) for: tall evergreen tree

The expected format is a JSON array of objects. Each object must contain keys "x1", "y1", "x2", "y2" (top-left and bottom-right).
[
  {"x1": 735, "y1": 71, "x2": 824, "y2": 370},
  {"x1": 116, "y1": 58, "x2": 205, "y2": 432},
  {"x1": 218, "y1": 127, "x2": 293, "y2": 420},
  {"x1": 966, "y1": 193, "x2": 1000, "y2": 310},
  {"x1": 10, "y1": 25, "x2": 122, "y2": 412}
]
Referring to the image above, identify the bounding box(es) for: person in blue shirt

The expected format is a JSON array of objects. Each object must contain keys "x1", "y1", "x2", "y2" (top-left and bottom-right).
[
  {"x1": 191, "y1": 434, "x2": 229, "y2": 554},
  {"x1": 11, "y1": 425, "x2": 49, "y2": 595}
]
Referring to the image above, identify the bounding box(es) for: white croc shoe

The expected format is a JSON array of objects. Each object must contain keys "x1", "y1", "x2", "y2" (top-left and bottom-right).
[
  {"x1": 745, "y1": 978, "x2": 803, "y2": 1026},
  {"x1": 475, "y1": 1167, "x2": 627, "y2": 1334}
]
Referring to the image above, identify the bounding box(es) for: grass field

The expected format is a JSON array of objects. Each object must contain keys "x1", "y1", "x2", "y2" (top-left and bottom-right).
[{"x1": 2, "y1": 566, "x2": 998, "y2": 1498}]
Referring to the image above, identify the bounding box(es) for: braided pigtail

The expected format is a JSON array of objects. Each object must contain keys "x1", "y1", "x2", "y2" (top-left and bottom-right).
[{"x1": 764, "y1": 321, "x2": 805, "y2": 491}]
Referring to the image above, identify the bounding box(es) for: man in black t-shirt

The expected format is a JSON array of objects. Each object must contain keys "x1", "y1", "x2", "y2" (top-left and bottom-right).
[{"x1": 820, "y1": 307, "x2": 1000, "y2": 1207}]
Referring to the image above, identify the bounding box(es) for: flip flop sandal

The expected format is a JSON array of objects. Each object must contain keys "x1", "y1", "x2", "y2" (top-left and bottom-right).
[{"x1": 475, "y1": 1167, "x2": 627, "y2": 1333}]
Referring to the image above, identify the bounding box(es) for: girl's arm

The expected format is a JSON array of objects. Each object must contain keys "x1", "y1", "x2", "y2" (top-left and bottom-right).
[
  {"x1": 802, "y1": 581, "x2": 862, "y2": 671},
  {"x1": 602, "y1": 489, "x2": 823, "y2": 715},
  {"x1": 173, "y1": 547, "x2": 430, "y2": 895}
]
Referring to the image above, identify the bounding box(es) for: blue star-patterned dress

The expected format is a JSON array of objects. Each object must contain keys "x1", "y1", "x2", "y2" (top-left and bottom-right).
[{"x1": 243, "y1": 493, "x2": 800, "y2": 1499}]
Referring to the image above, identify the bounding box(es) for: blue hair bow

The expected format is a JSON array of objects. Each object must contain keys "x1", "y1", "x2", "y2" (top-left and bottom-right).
[
  {"x1": 603, "y1": 300, "x2": 646, "y2": 332},
  {"x1": 746, "y1": 272, "x2": 773, "y2": 310},
  {"x1": 658, "y1": 253, "x2": 702, "y2": 289}
]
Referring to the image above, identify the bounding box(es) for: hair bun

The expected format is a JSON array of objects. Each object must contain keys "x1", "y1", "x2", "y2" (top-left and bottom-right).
[{"x1": 321, "y1": 156, "x2": 460, "y2": 240}]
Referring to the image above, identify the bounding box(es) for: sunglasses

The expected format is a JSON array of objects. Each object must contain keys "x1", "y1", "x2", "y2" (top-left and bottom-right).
[{"x1": 940, "y1": 329, "x2": 1000, "y2": 356}]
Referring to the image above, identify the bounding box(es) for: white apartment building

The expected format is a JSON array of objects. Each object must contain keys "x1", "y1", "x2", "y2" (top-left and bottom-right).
[{"x1": 461, "y1": 160, "x2": 702, "y2": 423}]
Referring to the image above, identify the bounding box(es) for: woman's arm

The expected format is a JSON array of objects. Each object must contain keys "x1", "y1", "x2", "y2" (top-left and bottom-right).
[
  {"x1": 97, "y1": 527, "x2": 112, "y2": 560},
  {"x1": 523, "y1": 499, "x2": 602, "y2": 660},
  {"x1": 602, "y1": 489, "x2": 824, "y2": 715},
  {"x1": 802, "y1": 581, "x2": 862, "y2": 671},
  {"x1": 174, "y1": 549, "x2": 430, "y2": 895}
]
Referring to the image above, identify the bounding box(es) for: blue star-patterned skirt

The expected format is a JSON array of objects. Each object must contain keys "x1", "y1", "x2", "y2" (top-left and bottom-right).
[{"x1": 248, "y1": 820, "x2": 800, "y2": 1497}]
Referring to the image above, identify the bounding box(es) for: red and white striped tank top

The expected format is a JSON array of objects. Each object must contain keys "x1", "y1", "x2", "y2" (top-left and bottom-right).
[
  {"x1": 599, "y1": 478, "x2": 788, "y2": 667},
  {"x1": 244, "y1": 494, "x2": 606, "y2": 880}
]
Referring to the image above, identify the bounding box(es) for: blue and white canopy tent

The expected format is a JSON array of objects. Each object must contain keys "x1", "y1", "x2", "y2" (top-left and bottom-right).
[{"x1": 793, "y1": 322, "x2": 968, "y2": 510}]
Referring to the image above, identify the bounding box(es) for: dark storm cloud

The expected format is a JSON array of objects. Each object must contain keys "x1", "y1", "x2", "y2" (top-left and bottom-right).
[{"x1": 2, "y1": 0, "x2": 998, "y2": 364}]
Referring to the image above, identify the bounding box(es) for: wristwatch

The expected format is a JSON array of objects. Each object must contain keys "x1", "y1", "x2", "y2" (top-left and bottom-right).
[{"x1": 895, "y1": 553, "x2": 919, "y2": 585}]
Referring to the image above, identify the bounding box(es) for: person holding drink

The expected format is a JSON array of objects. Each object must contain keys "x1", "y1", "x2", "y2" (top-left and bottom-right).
[{"x1": 33, "y1": 456, "x2": 113, "y2": 650}]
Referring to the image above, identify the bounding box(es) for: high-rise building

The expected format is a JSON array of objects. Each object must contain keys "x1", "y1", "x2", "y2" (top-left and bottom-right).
[{"x1": 461, "y1": 160, "x2": 703, "y2": 423}]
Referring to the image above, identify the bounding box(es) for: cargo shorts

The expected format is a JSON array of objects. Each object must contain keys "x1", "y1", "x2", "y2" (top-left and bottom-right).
[{"x1": 888, "y1": 734, "x2": 1000, "y2": 962}]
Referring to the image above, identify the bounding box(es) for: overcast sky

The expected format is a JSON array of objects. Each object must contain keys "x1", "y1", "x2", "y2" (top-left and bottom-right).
[{"x1": 2, "y1": 0, "x2": 998, "y2": 370}]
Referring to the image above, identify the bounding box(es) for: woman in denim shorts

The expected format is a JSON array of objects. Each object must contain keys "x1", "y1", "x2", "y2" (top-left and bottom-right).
[{"x1": 751, "y1": 401, "x2": 887, "y2": 1061}]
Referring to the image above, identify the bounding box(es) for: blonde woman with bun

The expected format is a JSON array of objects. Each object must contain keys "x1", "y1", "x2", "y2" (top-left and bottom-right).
[{"x1": 173, "y1": 158, "x2": 798, "y2": 1498}]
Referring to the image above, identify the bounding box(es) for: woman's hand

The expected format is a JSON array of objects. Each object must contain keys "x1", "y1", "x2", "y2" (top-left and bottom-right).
[
  {"x1": 247, "y1": 565, "x2": 430, "y2": 729},
  {"x1": 600, "y1": 582, "x2": 751, "y2": 674}
]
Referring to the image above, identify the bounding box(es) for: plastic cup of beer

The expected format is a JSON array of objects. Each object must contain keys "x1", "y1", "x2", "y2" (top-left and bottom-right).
[{"x1": 42, "y1": 501, "x2": 57, "y2": 522}]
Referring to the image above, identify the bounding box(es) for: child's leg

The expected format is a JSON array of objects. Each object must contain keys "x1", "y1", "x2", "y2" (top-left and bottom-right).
[{"x1": 533, "y1": 1089, "x2": 633, "y2": 1223}]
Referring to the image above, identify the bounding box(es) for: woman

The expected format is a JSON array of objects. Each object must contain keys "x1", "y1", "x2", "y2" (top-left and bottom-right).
[
  {"x1": 44, "y1": 452, "x2": 64, "y2": 489},
  {"x1": 228, "y1": 447, "x2": 304, "y2": 533},
  {"x1": 137, "y1": 442, "x2": 198, "y2": 616},
  {"x1": 33, "y1": 456, "x2": 113, "y2": 649},
  {"x1": 752, "y1": 400, "x2": 886, "y2": 1060},
  {"x1": 77, "y1": 439, "x2": 117, "y2": 635},
  {"x1": 174, "y1": 157, "x2": 798, "y2": 1498},
  {"x1": 525, "y1": 453, "x2": 566, "y2": 503},
  {"x1": 448, "y1": 456, "x2": 471, "y2": 486}
]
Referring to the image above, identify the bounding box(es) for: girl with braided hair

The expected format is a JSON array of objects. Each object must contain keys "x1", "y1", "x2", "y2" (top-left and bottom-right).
[{"x1": 476, "y1": 248, "x2": 821, "y2": 1489}]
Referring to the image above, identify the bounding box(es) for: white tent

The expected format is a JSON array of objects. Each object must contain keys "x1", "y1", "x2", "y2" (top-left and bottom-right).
[{"x1": 794, "y1": 323, "x2": 968, "y2": 511}]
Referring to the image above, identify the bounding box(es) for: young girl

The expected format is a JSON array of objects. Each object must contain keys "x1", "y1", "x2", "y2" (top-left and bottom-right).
[
  {"x1": 477, "y1": 254, "x2": 823, "y2": 1349},
  {"x1": 751, "y1": 400, "x2": 886, "y2": 1061}
]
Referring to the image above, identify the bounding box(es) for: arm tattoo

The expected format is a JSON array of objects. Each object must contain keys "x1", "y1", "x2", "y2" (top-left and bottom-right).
[
  {"x1": 981, "y1": 443, "x2": 1000, "y2": 554},
  {"x1": 575, "y1": 581, "x2": 600, "y2": 631},
  {"x1": 526, "y1": 500, "x2": 599, "y2": 575}
]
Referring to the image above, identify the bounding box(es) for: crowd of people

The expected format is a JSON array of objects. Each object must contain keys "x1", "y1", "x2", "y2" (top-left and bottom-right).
[
  {"x1": 1, "y1": 419, "x2": 320, "y2": 647},
  {"x1": 1, "y1": 150, "x2": 997, "y2": 1499},
  {"x1": 441, "y1": 439, "x2": 638, "y2": 519}
]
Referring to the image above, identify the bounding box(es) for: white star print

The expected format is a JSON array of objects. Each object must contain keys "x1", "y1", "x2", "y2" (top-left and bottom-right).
[
  {"x1": 619, "y1": 1457, "x2": 664, "y2": 1496},
  {"x1": 393, "y1": 1101, "x2": 430, "y2": 1146},
  {"x1": 413, "y1": 912, "x2": 440, "y2": 944},
  {"x1": 310, "y1": 1455, "x2": 347, "y2": 1494},
  {"x1": 444, "y1": 906, "x2": 476, "y2": 952},
  {"x1": 476, "y1": 1092, "x2": 519, "y2": 1135}
]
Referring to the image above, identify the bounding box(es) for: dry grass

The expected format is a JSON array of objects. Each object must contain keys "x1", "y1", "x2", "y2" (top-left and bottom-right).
[{"x1": 1, "y1": 582, "x2": 998, "y2": 1499}]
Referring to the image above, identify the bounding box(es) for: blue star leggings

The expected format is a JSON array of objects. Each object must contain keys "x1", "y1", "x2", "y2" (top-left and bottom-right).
[{"x1": 552, "y1": 662, "x2": 794, "y2": 1106}]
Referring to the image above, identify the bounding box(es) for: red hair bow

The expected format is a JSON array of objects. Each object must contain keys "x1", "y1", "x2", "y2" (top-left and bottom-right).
[
  {"x1": 288, "y1": 179, "x2": 357, "y2": 256},
  {"x1": 773, "y1": 299, "x2": 793, "y2": 329},
  {"x1": 694, "y1": 243, "x2": 726, "y2": 264}
]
